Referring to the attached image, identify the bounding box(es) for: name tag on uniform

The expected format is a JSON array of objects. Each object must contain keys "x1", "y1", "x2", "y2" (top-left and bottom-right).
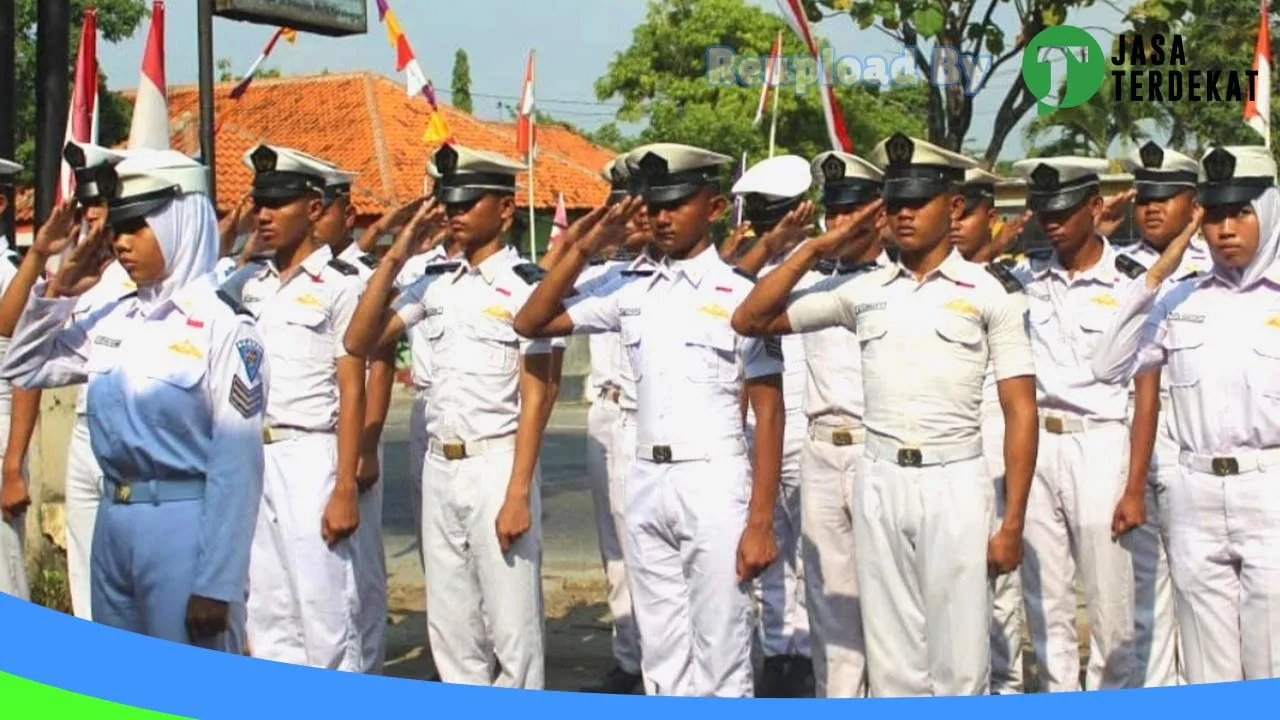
[
  {"x1": 855, "y1": 302, "x2": 886, "y2": 313},
  {"x1": 620, "y1": 307, "x2": 641, "y2": 317},
  {"x1": 424, "y1": 307, "x2": 443, "y2": 318},
  {"x1": 1169, "y1": 312, "x2": 1205, "y2": 324},
  {"x1": 94, "y1": 336, "x2": 122, "y2": 348},
  {"x1": 1028, "y1": 291, "x2": 1050, "y2": 302}
]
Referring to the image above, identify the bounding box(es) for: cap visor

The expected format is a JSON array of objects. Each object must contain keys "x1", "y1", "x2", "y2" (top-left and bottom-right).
[
  {"x1": 1135, "y1": 183, "x2": 1194, "y2": 202},
  {"x1": 108, "y1": 196, "x2": 173, "y2": 226},
  {"x1": 1198, "y1": 183, "x2": 1270, "y2": 207},
  {"x1": 823, "y1": 185, "x2": 880, "y2": 208},
  {"x1": 1028, "y1": 186, "x2": 1095, "y2": 213},
  {"x1": 643, "y1": 183, "x2": 703, "y2": 205},
  {"x1": 252, "y1": 186, "x2": 313, "y2": 202},
  {"x1": 884, "y1": 177, "x2": 949, "y2": 202}
]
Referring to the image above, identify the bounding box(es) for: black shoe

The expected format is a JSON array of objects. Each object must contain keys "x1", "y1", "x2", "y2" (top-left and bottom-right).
[
  {"x1": 757, "y1": 656, "x2": 790, "y2": 698},
  {"x1": 582, "y1": 666, "x2": 644, "y2": 694},
  {"x1": 783, "y1": 655, "x2": 815, "y2": 698}
]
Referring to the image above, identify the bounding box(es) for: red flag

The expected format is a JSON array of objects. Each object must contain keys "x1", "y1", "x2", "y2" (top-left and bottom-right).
[
  {"x1": 548, "y1": 192, "x2": 568, "y2": 245},
  {"x1": 776, "y1": 0, "x2": 852, "y2": 152},
  {"x1": 1245, "y1": 0, "x2": 1272, "y2": 146},
  {"x1": 754, "y1": 30, "x2": 783, "y2": 127},
  {"x1": 516, "y1": 50, "x2": 536, "y2": 163},
  {"x1": 58, "y1": 8, "x2": 99, "y2": 203},
  {"x1": 129, "y1": 1, "x2": 169, "y2": 150}
]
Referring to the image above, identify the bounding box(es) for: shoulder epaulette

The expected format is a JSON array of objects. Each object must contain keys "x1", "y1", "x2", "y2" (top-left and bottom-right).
[
  {"x1": 814, "y1": 259, "x2": 837, "y2": 275},
  {"x1": 995, "y1": 253, "x2": 1018, "y2": 268},
  {"x1": 216, "y1": 290, "x2": 253, "y2": 317},
  {"x1": 424, "y1": 262, "x2": 460, "y2": 276},
  {"x1": 1176, "y1": 270, "x2": 1202, "y2": 282},
  {"x1": 621, "y1": 268, "x2": 655, "y2": 277},
  {"x1": 587, "y1": 257, "x2": 606, "y2": 266},
  {"x1": 1116, "y1": 254, "x2": 1147, "y2": 280},
  {"x1": 328, "y1": 258, "x2": 359, "y2": 276},
  {"x1": 984, "y1": 262, "x2": 1024, "y2": 293},
  {"x1": 512, "y1": 262, "x2": 547, "y2": 285},
  {"x1": 836, "y1": 262, "x2": 877, "y2": 275},
  {"x1": 732, "y1": 267, "x2": 758, "y2": 283},
  {"x1": 358, "y1": 253, "x2": 378, "y2": 270}
]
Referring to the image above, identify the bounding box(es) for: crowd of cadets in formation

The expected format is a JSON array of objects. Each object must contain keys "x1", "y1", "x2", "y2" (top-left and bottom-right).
[{"x1": 0, "y1": 132, "x2": 1277, "y2": 698}]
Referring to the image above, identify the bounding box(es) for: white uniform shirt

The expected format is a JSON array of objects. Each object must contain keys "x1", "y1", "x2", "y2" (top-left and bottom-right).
[
  {"x1": 1009, "y1": 241, "x2": 1138, "y2": 422},
  {"x1": 392, "y1": 246, "x2": 558, "y2": 443},
  {"x1": 566, "y1": 246, "x2": 783, "y2": 449},
  {"x1": 786, "y1": 249, "x2": 1034, "y2": 446},
  {"x1": 68, "y1": 262, "x2": 139, "y2": 416},
  {"x1": 572, "y1": 253, "x2": 660, "y2": 413},
  {"x1": 1093, "y1": 266, "x2": 1280, "y2": 456},
  {"x1": 239, "y1": 245, "x2": 363, "y2": 432},
  {"x1": 0, "y1": 276, "x2": 269, "y2": 602},
  {"x1": 1120, "y1": 235, "x2": 1212, "y2": 279},
  {"x1": 0, "y1": 242, "x2": 22, "y2": 418},
  {"x1": 396, "y1": 246, "x2": 451, "y2": 389},
  {"x1": 578, "y1": 259, "x2": 628, "y2": 398},
  {"x1": 799, "y1": 253, "x2": 890, "y2": 426}
]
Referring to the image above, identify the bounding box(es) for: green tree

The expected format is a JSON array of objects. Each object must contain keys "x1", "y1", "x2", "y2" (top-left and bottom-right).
[
  {"x1": 216, "y1": 57, "x2": 281, "y2": 83},
  {"x1": 595, "y1": 0, "x2": 928, "y2": 167},
  {"x1": 451, "y1": 48, "x2": 474, "y2": 114},
  {"x1": 16, "y1": 0, "x2": 149, "y2": 182},
  {"x1": 1023, "y1": 65, "x2": 1169, "y2": 158},
  {"x1": 812, "y1": 0, "x2": 1102, "y2": 164},
  {"x1": 1123, "y1": 0, "x2": 1279, "y2": 154}
]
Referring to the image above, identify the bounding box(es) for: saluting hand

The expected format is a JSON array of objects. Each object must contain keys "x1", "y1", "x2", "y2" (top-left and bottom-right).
[
  {"x1": 581, "y1": 196, "x2": 644, "y2": 256},
  {"x1": 495, "y1": 490, "x2": 532, "y2": 554},
  {"x1": 719, "y1": 220, "x2": 753, "y2": 262},
  {"x1": 31, "y1": 199, "x2": 80, "y2": 258},
  {"x1": 806, "y1": 198, "x2": 885, "y2": 257},
  {"x1": 1146, "y1": 204, "x2": 1204, "y2": 289},
  {"x1": 736, "y1": 520, "x2": 778, "y2": 583},
  {"x1": 1095, "y1": 189, "x2": 1137, "y2": 239},
  {"x1": 990, "y1": 210, "x2": 1033, "y2": 261},
  {"x1": 757, "y1": 201, "x2": 816, "y2": 257},
  {"x1": 50, "y1": 214, "x2": 113, "y2": 298},
  {"x1": 219, "y1": 191, "x2": 255, "y2": 257},
  {"x1": 321, "y1": 484, "x2": 360, "y2": 546}
]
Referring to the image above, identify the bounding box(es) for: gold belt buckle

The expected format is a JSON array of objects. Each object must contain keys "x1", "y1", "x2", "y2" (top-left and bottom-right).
[
  {"x1": 442, "y1": 441, "x2": 467, "y2": 461},
  {"x1": 1044, "y1": 416, "x2": 1065, "y2": 434},
  {"x1": 897, "y1": 448, "x2": 923, "y2": 467},
  {"x1": 113, "y1": 483, "x2": 133, "y2": 503},
  {"x1": 831, "y1": 429, "x2": 853, "y2": 447},
  {"x1": 1211, "y1": 457, "x2": 1239, "y2": 476},
  {"x1": 262, "y1": 428, "x2": 273, "y2": 444}
]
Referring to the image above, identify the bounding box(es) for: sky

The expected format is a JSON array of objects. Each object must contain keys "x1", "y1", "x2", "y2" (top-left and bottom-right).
[{"x1": 94, "y1": 0, "x2": 1134, "y2": 161}]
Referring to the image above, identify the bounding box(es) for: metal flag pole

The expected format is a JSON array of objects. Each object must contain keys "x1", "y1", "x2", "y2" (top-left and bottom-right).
[{"x1": 768, "y1": 60, "x2": 780, "y2": 157}]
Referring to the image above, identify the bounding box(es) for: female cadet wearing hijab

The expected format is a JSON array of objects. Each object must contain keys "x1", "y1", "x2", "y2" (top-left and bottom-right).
[
  {"x1": 0, "y1": 150, "x2": 269, "y2": 650},
  {"x1": 1092, "y1": 145, "x2": 1280, "y2": 683}
]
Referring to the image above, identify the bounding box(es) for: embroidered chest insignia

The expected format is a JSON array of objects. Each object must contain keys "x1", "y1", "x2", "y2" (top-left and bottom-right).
[{"x1": 168, "y1": 339, "x2": 204, "y2": 359}]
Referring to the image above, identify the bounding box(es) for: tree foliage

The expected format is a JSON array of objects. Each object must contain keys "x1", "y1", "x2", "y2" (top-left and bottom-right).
[
  {"x1": 15, "y1": 0, "x2": 149, "y2": 182},
  {"x1": 812, "y1": 0, "x2": 1103, "y2": 165},
  {"x1": 216, "y1": 57, "x2": 282, "y2": 83},
  {"x1": 451, "y1": 48, "x2": 474, "y2": 114},
  {"x1": 595, "y1": 0, "x2": 928, "y2": 166}
]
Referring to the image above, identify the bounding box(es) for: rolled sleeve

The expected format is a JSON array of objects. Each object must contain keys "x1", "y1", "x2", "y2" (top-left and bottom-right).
[
  {"x1": 391, "y1": 276, "x2": 429, "y2": 330},
  {"x1": 565, "y1": 283, "x2": 624, "y2": 335},
  {"x1": 742, "y1": 334, "x2": 784, "y2": 380},
  {"x1": 986, "y1": 290, "x2": 1036, "y2": 381}
]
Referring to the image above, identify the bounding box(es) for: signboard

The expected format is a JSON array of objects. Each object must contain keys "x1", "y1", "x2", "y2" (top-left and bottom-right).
[{"x1": 214, "y1": 0, "x2": 367, "y2": 37}]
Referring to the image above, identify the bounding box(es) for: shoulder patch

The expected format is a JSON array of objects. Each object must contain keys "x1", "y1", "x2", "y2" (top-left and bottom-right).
[
  {"x1": 358, "y1": 253, "x2": 378, "y2": 270},
  {"x1": 984, "y1": 262, "x2": 1024, "y2": 293},
  {"x1": 621, "y1": 269, "x2": 655, "y2": 277},
  {"x1": 1116, "y1": 254, "x2": 1147, "y2": 280},
  {"x1": 512, "y1": 262, "x2": 547, "y2": 285},
  {"x1": 424, "y1": 262, "x2": 461, "y2": 276},
  {"x1": 328, "y1": 258, "x2": 359, "y2": 276},
  {"x1": 732, "y1": 267, "x2": 758, "y2": 283},
  {"x1": 216, "y1": 290, "x2": 253, "y2": 317}
]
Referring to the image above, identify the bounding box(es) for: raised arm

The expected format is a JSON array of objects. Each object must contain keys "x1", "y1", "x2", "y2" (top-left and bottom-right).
[
  {"x1": 345, "y1": 201, "x2": 441, "y2": 358},
  {"x1": 733, "y1": 202, "x2": 815, "y2": 277}
]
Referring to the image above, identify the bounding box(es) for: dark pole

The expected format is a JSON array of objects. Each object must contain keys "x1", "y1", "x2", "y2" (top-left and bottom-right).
[
  {"x1": 197, "y1": 0, "x2": 216, "y2": 204},
  {"x1": 35, "y1": 0, "x2": 69, "y2": 229},
  {"x1": 0, "y1": 0, "x2": 14, "y2": 239}
]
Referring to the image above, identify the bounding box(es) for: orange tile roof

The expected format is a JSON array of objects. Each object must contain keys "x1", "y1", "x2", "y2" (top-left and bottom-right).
[{"x1": 16, "y1": 71, "x2": 617, "y2": 226}]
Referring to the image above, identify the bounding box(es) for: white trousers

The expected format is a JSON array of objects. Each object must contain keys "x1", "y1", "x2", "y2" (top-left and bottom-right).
[
  {"x1": 248, "y1": 433, "x2": 363, "y2": 671},
  {"x1": 799, "y1": 435, "x2": 866, "y2": 697},
  {"x1": 422, "y1": 444, "x2": 544, "y2": 688},
  {"x1": 586, "y1": 397, "x2": 641, "y2": 673},
  {"x1": 0, "y1": 408, "x2": 26, "y2": 601},
  {"x1": 756, "y1": 411, "x2": 810, "y2": 659},
  {"x1": 980, "y1": 410, "x2": 1025, "y2": 694},
  {"x1": 352, "y1": 443, "x2": 388, "y2": 674},
  {"x1": 626, "y1": 453, "x2": 755, "y2": 697},
  {"x1": 65, "y1": 415, "x2": 101, "y2": 619},
  {"x1": 1166, "y1": 463, "x2": 1280, "y2": 682},
  {"x1": 1021, "y1": 422, "x2": 1140, "y2": 691},
  {"x1": 854, "y1": 452, "x2": 994, "y2": 697},
  {"x1": 1135, "y1": 416, "x2": 1185, "y2": 686},
  {"x1": 409, "y1": 389, "x2": 429, "y2": 572}
]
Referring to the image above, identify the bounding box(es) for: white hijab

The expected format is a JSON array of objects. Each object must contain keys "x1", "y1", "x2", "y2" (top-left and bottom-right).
[
  {"x1": 1212, "y1": 186, "x2": 1280, "y2": 291},
  {"x1": 136, "y1": 192, "x2": 219, "y2": 308}
]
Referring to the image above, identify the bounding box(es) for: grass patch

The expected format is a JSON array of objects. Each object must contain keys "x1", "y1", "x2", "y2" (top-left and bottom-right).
[{"x1": 28, "y1": 545, "x2": 71, "y2": 615}]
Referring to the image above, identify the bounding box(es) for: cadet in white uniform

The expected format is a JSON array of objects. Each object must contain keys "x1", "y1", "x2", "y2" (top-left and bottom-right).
[
  {"x1": 1006, "y1": 158, "x2": 1145, "y2": 692},
  {"x1": 238, "y1": 144, "x2": 367, "y2": 671},
  {"x1": 513, "y1": 143, "x2": 785, "y2": 697},
  {"x1": 0, "y1": 151, "x2": 267, "y2": 648},
  {"x1": 0, "y1": 158, "x2": 26, "y2": 600},
  {"x1": 345, "y1": 144, "x2": 563, "y2": 689},
  {"x1": 728, "y1": 154, "x2": 814, "y2": 697},
  {"x1": 948, "y1": 166, "x2": 1027, "y2": 694},
  {"x1": 312, "y1": 163, "x2": 393, "y2": 674},
  {"x1": 1093, "y1": 146, "x2": 1280, "y2": 683},
  {"x1": 793, "y1": 150, "x2": 887, "y2": 698},
  {"x1": 732, "y1": 134, "x2": 1039, "y2": 697},
  {"x1": 1115, "y1": 141, "x2": 1202, "y2": 687}
]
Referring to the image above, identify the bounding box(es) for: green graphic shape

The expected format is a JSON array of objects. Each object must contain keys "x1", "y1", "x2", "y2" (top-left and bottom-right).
[
  {"x1": 0, "y1": 671, "x2": 191, "y2": 718},
  {"x1": 1022, "y1": 26, "x2": 1106, "y2": 116}
]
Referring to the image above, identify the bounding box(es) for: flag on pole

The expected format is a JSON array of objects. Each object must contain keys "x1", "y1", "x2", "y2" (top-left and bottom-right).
[
  {"x1": 229, "y1": 27, "x2": 296, "y2": 100},
  {"x1": 129, "y1": 1, "x2": 169, "y2": 150},
  {"x1": 776, "y1": 0, "x2": 853, "y2": 152},
  {"x1": 516, "y1": 50, "x2": 537, "y2": 163},
  {"x1": 754, "y1": 30, "x2": 783, "y2": 128},
  {"x1": 732, "y1": 152, "x2": 747, "y2": 225},
  {"x1": 58, "y1": 7, "x2": 99, "y2": 203},
  {"x1": 1245, "y1": 0, "x2": 1272, "y2": 146},
  {"x1": 548, "y1": 193, "x2": 568, "y2": 245},
  {"x1": 376, "y1": 0, "x2": 441, "y2": 108},
  {"x1": 421, "y1": 110, "x2": 454, "y2": 144}
]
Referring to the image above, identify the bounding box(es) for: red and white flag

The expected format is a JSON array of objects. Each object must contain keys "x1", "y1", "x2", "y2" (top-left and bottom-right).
[
  {"x1": 516, "y1": 50, "x2": 536, "y2": 163},
  {"x1": 1245, "y1": 0, "x2": 1271, "y2": 146},
  {"x1": 230, "y1": 27, "x2": 296, "y2": 100},
  {"x1": 776, "y1": 0, "x2": 852, "y2": 152},
  {"x1": 128, "y1": 1, "x2": 169, "y2": 150},
  {"x1": 58, "y1": 8, "x2": 99, "y2": 203},
  {"x1": 548, "y1": 192, "x2": 568, "y2": 245},
  {"x1": 754, "y1": 30, "x2": 783, "y2": 128}
]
